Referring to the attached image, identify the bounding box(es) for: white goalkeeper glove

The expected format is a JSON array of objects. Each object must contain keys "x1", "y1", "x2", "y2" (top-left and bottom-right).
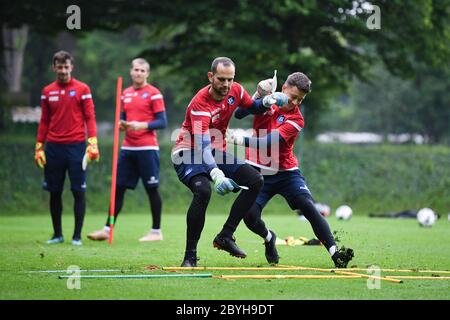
[
  {"x1": 252, "y1": 78, "x2": 275, "y2": 99},
  {"x1": 262, "y1": 92, "x2": 289, "y2": 108},
  {"x1": 210, "y1": 168, "x2": 239, "y2": 196}
]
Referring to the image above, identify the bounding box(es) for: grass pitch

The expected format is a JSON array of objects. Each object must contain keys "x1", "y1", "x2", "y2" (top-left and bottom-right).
[{"x1": 0, "y1": 212, "x2": 449, "y2": 300}]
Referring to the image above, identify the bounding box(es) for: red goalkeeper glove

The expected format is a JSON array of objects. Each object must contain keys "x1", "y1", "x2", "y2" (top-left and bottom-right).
[{"x1": 34, "y1": 142, "x2": 46, "y2": 169}]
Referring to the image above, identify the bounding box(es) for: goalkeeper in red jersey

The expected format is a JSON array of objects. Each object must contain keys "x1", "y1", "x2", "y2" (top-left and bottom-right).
[
  {"x1": 35, "y1": 51, "x2": 100, "y2": 246},
  {"x1": 229, "y1": 72, "x2": 354, "y2": 268}
]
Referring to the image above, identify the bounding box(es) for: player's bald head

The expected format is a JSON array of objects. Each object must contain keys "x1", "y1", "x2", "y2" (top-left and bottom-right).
[{"x1": 211, "y1": 57, "x2": 235, "y2": 74}]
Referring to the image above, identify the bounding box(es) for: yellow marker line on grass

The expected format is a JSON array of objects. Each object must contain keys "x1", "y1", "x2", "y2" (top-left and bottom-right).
[
  {"x1": 385, "y1": 276, "x2": 450, "y2": 280},
  {"x1": 332, "y1": 270, "x2": 403, "y2": 283},
  {"x1": 163, "y1": 266, "x2": 324, "y2": 271},
  {"x1": 277, "y1": 264, "x2": 450, "y2": 274}
]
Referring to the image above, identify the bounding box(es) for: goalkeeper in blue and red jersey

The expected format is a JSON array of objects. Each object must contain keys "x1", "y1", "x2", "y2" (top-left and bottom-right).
[
  {"x1": 172, "y1": 57, "x2": 288, "y2": 267},
  {"x1": 229, "y1": 72, "x2": 354, "y2": 268}
]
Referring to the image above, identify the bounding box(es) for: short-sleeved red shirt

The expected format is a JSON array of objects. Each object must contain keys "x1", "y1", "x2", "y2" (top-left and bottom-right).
[
  {"x1": 121, "y1": 84, "x2": 165, "y2": 149},
  {"x1": 174, "y1": 82, "x2": 253, "y2": 153},
  {"x1": 246, "y1": 104, "x2": 304, "y2": 171}
]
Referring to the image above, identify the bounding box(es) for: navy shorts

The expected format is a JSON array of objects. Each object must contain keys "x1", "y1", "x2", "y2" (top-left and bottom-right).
[
  {"x1": 117, "y1": 149, "x2": 160, "y2": 189},
  {"x1": 172, "y1": 149, "x2": 245, "y2": 186},
  {"x1": 43, "y1": 142, "x2": 86, "y2": 193},
  {"x1": 255, "y1": 170, "x2": 312, "y2": 209}
]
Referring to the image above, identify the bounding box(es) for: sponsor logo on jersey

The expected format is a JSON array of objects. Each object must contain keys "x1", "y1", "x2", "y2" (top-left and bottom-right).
[
  {"x1": 277, "y1": 115, "x2": 285, "y2": 123},
  {"x1": 124, "y1": 98, "x2": 132, "y2": 103},
  {"x1": 141, "y1": 92, "x2": 149, "y2": 99},
  {"x1": 227, "y1": 96, "x2": 235, "y2": 105},
  {"x1": 69, "y1": 90, "x2": 76, "y2": 97},
  {"x1": 49, "y1": 96, "x2": 59, "y2": 102}
]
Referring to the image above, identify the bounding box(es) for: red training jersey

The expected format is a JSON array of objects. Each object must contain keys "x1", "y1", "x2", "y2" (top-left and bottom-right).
[
  {"x1": 37, "y1": 78, "x2": 97, "y2": 144},
  {"x1": 246, "y1": 104, "x2": 304, "y2": 172},
  {"x1": 121, "y1": 84, "x2": 166, "y2": 150},
  {"x1": 174, "y1": 82, "x2": 253, "y2": 153}
]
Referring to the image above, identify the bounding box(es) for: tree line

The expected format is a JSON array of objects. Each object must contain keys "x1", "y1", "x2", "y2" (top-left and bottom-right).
[{"x1": 1, "y1": 0, "x2": 449, "y2": 142}]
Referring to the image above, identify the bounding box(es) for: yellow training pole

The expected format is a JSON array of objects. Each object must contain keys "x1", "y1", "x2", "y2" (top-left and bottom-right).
[
  {"x1": 277, "y1": 264, "x2": 450, "y2": 274},
  {"x1": 386, "y1": 276, "x2": 450, "y2": 280},
  {"x1": 163, "y1": 266, "x2": 324, "y2": 271},
  {"x1": 333, "y1": 270, "x2": 403, "y2": 284},
  {"x1": 276, "y1": 265, "x2": 402, "y2": 283}
]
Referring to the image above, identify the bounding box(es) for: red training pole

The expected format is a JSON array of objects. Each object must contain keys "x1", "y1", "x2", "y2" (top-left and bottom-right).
[{"x1": 109, "y1": 77, "x2": 122, "y2": 245}]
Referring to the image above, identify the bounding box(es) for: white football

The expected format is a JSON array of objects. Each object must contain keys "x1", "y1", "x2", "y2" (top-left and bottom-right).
[
  {"x1": 336, "y1": 205, "x2": 352, "y2": 220},
  {"x1": 417, "y1": 208, "x2": 436, "y2": 227}
]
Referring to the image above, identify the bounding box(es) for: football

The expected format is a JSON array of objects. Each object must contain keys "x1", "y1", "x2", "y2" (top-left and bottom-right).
[
  {"x1": 336, "y1": 205, "x2": 352, "y2": 220},
  {"x1": 417, "y1": 208, "x2": 437, "y2": 227}
]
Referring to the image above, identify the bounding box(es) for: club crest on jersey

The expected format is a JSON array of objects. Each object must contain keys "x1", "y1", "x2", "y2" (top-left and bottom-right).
[
  {"x1": 69, "y1": 90, "x2": 76, "y2": 97},
  {"x1": 227, "y1": 96, "x2": 235, "y2": 105},
  {"x1": 141, "y1": 92, "x2": 149, "y2": 99},
  {"x1": 277, "y1": 115, "x2": 285, "y2": 123}
]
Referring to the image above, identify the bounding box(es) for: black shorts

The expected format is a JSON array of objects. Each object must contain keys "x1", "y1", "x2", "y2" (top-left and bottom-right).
[
  {"x1": 172, "y1": 149, "x2": 245, "y2": 186},
  {"x1": 256, "y1": 170, "x2": 312, "y2": 209},
  {"x1": 43, "y1": 142, "x2": 86, "y2": 192},
  {"x1": 116, "y1": 149, "x2": 160, "y2": 189}
]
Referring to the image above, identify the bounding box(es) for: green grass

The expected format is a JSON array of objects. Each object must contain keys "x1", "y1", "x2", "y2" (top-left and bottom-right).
[{"x1": 1, "y1": 212, "x2": 449, "y2": 300}]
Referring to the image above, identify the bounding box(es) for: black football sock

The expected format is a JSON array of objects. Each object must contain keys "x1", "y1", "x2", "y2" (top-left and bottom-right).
[
  {"x1": 49, "y1": 191, "x2": 63, "y2": 238},
  {"x1": 219, "y1": 164, "x2": 263, "y2": 238},
  {"x1": 293, "y1": 195, "x2": 337, "y2": 252},
  {"x1": 243, "y1": 203, "x2": 269, "y2": 239},
  {"x1": 185, "y1": 174, "x2": 211, "y2": 252},
  {"x1": 72, "y1": 190, "x2": 86, "y2": 240},
  {"x1": 145, "y1": 186, "x2": 162, "y2": 230}
]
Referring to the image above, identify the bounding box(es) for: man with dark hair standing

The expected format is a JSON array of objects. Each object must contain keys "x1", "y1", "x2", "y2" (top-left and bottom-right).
[
  {"x1": 229, "y1": 72, "x2": 354, "y2": 267},
  {"x1": 172, "y1": 57, "x2": 288, "y2": 266},
  {"x1": 35, "y1": 50, "x2": 99, "y2": 246},
  {"x1": 87, "y1": 58, "x2": 167, "y2": 242}
]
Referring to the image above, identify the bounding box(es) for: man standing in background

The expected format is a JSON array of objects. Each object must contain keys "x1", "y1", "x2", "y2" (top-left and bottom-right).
[
  {"x1": 35, "y1": 50, "x2": 100, "y2": 246},
  {"x1": 88, "y1": 58, "x2": 167, "y2": 242}
]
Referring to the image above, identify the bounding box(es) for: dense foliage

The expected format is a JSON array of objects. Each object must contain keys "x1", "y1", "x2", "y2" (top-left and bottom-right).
[{"x1": 1, "y1": 136, "x2": 449, "y2": 216}]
